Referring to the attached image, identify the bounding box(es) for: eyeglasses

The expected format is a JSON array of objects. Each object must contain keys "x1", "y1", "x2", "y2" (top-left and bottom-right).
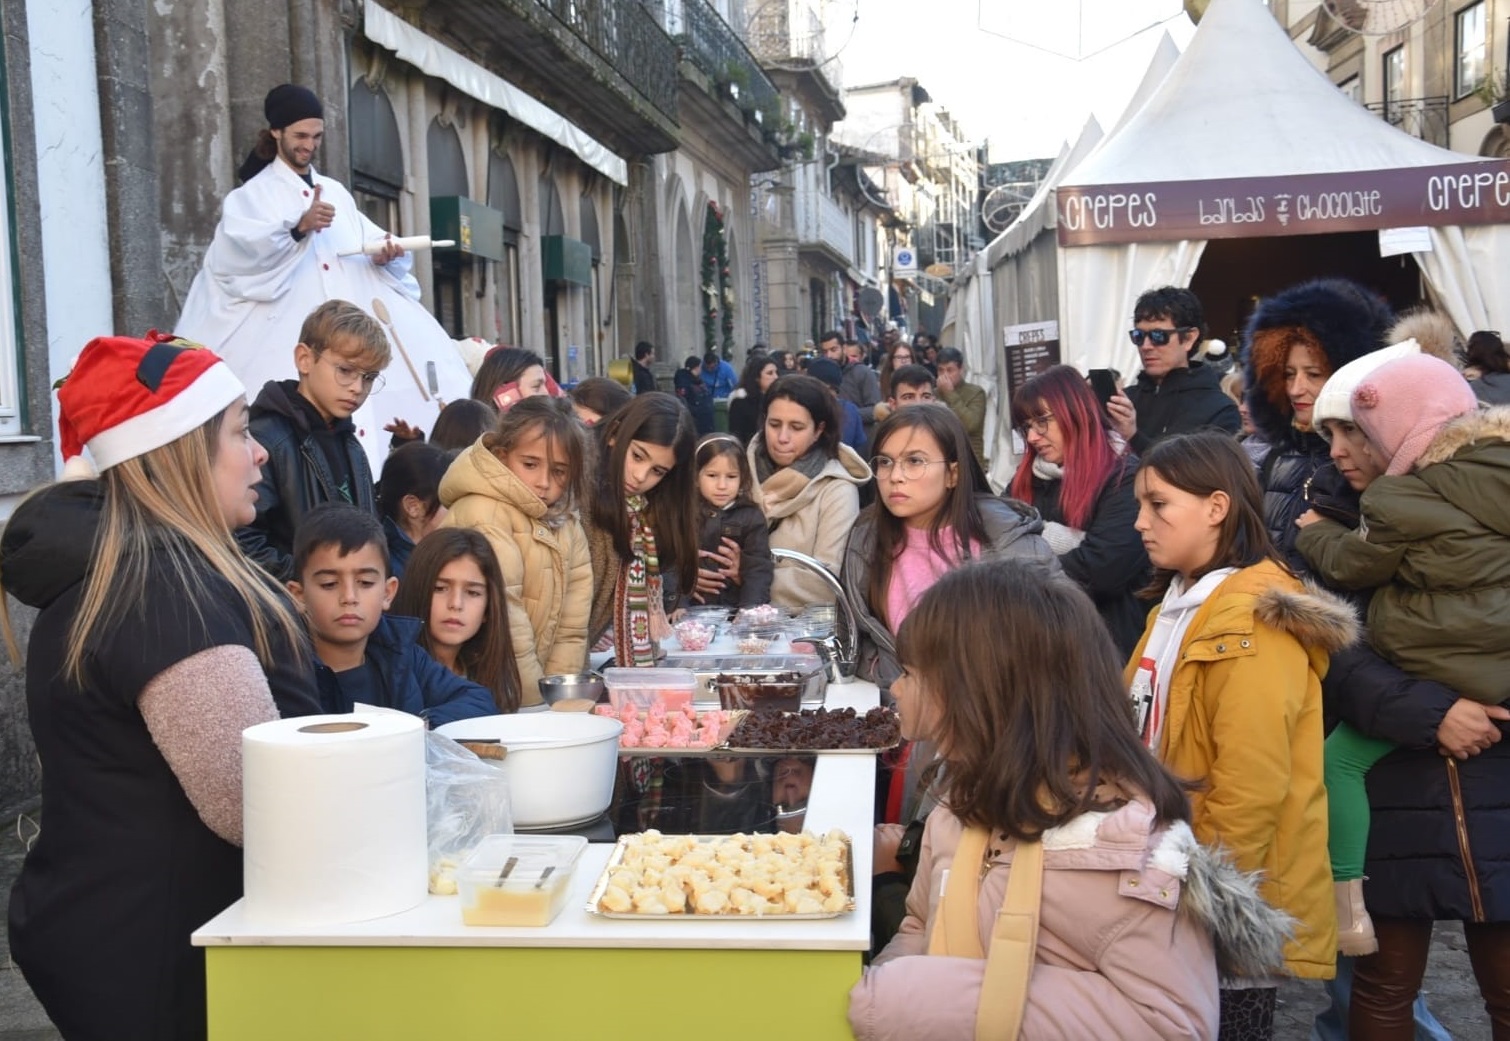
[
  {"x1": 1017, "y1": 412, "x2": 1055, "y2": 437},
  {"x1": 871, "y1": 454, "x2": 948, "y2": 480},
  {"x1": 317, "y1": 353, "x2": 386, "y2": 394},
  {"x1": 1128, "y1": 326, "x2": 1195, "y2": 347}
]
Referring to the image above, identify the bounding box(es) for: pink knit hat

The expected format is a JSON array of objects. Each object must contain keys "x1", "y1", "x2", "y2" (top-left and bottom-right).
[{"x1": 1350, "y1": 354, "x2": 1478, "y2": 475}]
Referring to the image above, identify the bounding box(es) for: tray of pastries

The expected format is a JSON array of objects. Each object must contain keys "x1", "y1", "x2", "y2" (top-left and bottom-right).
[{"x1": 586, "y1": 829, "x2": 854, "y2": 918}]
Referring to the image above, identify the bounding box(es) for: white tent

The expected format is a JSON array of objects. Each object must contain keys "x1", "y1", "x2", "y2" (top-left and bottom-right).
[
  {"x1": 943, "y1": 31, "x2": 1180, "y2": 486},
  {"x1": 1055, "y1": 0, "x2": 1510, "y2": 378}
]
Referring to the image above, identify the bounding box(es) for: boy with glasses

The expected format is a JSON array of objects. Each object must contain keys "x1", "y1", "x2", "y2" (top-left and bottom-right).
[
  {"x1": 1106, "y1": 286, "x2": 1241, "y2": 453},
  {"x1": 238, "y1": 299, "x2": 391, "y2": 580}
]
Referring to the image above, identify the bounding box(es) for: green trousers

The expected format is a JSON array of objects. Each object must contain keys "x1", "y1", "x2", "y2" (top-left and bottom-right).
[{"x1": 1325, "y1": 721, "x2": 1396, "y2": 880}]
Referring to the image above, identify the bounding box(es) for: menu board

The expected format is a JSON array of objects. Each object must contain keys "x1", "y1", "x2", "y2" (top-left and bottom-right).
[{"x1": 1003, "y1": 320, "x2": 1062, "y2": 400}]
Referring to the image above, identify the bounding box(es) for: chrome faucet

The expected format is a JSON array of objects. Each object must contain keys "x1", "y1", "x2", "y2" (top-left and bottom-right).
[{"x1": 771, "y1": 547, "x2": 858, "y2": 684}]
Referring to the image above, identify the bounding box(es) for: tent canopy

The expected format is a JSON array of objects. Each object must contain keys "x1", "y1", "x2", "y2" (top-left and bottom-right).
[{"x1": 1051, "y1": 0, "x2": 1510, "y2": 378}]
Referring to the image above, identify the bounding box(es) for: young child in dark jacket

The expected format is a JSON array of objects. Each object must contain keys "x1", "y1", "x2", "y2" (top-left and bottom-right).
[
  {"x1": 287, "y1": 505, "x2": 496, "y2": 727},
  {"x1": 683, "y1": 434, "x2": 774, "y2": 608},
  {"x1": 238, "y1": 299, "x2": 390, "y2": 581}
]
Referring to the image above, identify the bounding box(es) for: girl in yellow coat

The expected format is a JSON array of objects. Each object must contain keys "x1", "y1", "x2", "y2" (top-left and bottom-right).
[{"x1": 1126, "y1": 432, "x2": 1356, "y2": 1040}]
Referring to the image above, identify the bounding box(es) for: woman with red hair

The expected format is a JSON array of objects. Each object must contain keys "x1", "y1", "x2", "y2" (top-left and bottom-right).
[{"x1": 1010, "y1": 365, "x2": 1149, "y2": 656}]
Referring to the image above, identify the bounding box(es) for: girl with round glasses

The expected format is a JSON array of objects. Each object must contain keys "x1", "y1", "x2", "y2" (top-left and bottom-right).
[
  {"x1": 841, "y1": 404, "x2": 1057, "y2": 687},
  {"x1": 1009, "y1": 365, "x2": 1149, "y2": 657}
]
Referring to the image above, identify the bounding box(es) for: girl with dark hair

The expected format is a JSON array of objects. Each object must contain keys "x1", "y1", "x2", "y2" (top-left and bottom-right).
[
  {"x1": 769, "y1": 348, "x2": 796, "y2": 374},
  {"x1": 1463, "y1": 329, "x2": 1510, "y2": 405},
  {"x1": 440, "y1": 396, "x2": 591, "y2": 705},
  {"x1": 876, "y1": 340, "x2": 916, "y2": 402},
  {"x1": 750, "y1": 374, "x2": 872, "y2": 608},
  {"x1": 728, "y1": 354, "x2": 778, "y2": 444},
  {"x1": 1129, "y1": 431, "x2": 1357, "y2": 1039},
  {"x1": 850, "y1": 560, "x2": 1288, "y2": 1040},
  {"x1": 469, "y1": 345, "x2": 553, "y2": 408},
  {"x1": 428, "y1": 398, "x2": 498, "y2": 452},
  {"x1": 585, "y1": 392, "x2": 700, "y2": 663},
  {"x1": 684, "y1": 434, "x2": 774, "y2": 608},
  {"x1": 393, "y1": 528, "x2": 522, "y2": 712},
  {"x1": 1009, "y1": 365, "x2": 1149, "y2": 656},
  {"x1": 568, "y1": 376, "x2": 632, "y2": 427},
  {"x1": 377, "y1": 441, "x2": 452, "y2": 579},
  {"x1": 842, "y1": 404, "x2": 1055, "y2": 685}
]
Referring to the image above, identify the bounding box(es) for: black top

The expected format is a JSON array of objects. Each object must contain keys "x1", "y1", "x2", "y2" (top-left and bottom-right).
[
  {"x1": 1124, "y1": 362, "x2": 1241, "y2": 454},
  {"x1": 2, "y1": 482, "x2": 319, "y2": 1041},
  {"x1": 632, "y1": 359, "x2": 658, "y2": 395},
  {"x1": 236, "y1": 378, "x2": 377, "y2": 581}
]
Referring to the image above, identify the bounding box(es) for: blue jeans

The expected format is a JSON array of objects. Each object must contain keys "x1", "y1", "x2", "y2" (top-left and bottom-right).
[{"x1": 1311, "y1": 955, "x2": 1452, "y2": 1041}]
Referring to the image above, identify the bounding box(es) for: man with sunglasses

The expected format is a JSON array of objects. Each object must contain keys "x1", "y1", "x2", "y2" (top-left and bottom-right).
[{"x1": 1106, "y1": 286, "x2": 1241, "y2": 453}]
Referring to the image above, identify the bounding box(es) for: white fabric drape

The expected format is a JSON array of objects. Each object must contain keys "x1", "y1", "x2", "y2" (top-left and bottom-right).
[{"x1": 1414, "y1": 225, "x2": 1510, "y2": 342}]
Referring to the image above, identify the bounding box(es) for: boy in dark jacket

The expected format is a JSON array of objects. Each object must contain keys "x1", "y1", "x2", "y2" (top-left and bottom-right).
[
  {"x1": 675, "y1": 355, "x2": 716, "y2": 435},
  {"x1": 287, "y1": 505, "x2": 496, "y2": 727},
  {"x1": 237, "y1": 299, "x2": 390, "y2": 581}
]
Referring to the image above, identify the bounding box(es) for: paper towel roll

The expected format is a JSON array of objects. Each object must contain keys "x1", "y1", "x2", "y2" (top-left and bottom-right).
[{"x1": 243, "y1": 713, "x2": 428, "y2": 927}]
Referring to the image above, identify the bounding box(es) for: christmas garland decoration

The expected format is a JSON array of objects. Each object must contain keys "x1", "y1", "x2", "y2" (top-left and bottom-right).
[{"x1": 702, "y1": 201, "x2": 735, "y2": 354}]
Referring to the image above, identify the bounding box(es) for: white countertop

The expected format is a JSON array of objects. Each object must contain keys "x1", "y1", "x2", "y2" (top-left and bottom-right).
[{"x1": 193, "y1": 681, "x2": 880, "y2": 952}]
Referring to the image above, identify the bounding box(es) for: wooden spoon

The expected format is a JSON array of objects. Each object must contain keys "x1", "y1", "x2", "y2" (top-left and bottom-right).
[{"x1": 370, "y1": 296, "x2": 430, "y2": 401}]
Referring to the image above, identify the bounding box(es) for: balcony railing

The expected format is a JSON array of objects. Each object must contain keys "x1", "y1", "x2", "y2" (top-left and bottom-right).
[
  {"x1": 535, "y1": 0, "x2": 680, "y2": 121},
  {"x1": 679, "y1": 0, "x2": 780, "y2": 119},
  {"x1": 796, "y1": 186, "x2": 855, "y2": 265},
  {"x1": 1366, "y1": 95, "x2": 1449, "y2": 148},
  {"x1": 744, "y1": 0, "x2": 842, "y2": 96}
]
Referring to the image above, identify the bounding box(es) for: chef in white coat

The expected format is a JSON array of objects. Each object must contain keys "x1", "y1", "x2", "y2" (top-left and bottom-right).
[{"x1": 176, "y1": 84, "x2": 472, "y2": 470}]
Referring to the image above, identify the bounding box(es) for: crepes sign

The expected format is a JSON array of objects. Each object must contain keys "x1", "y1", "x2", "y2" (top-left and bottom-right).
[{"x1": 1055, "y1": 161, "x2": 1510, "y2": 246}]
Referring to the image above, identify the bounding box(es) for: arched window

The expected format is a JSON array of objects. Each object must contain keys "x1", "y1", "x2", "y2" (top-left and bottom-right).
[
  {"x1": 349, "y1": 78, "x2": 403, "y2": 231},
  {"x1": 489, "y1": 151, "x2": 523, "y2": 344}
]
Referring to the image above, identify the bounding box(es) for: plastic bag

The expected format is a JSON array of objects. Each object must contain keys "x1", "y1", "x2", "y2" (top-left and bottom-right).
[{"x1": 425, "y1": 731, "x2": 513, "y2": 894}]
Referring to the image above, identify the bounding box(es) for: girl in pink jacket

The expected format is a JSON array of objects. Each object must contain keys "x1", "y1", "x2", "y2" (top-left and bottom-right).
[{"x1": 848, "y1": 559, "x2": 1289, "y2": 1041}]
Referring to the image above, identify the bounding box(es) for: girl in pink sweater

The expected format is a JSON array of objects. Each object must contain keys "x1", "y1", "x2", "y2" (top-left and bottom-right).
[{"x1": 849, "y1": 559, "x2": 1288, "y2": 1041}]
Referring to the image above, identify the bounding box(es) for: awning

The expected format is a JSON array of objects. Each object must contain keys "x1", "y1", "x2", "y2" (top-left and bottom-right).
[{"x1": 363, "y1": 0, "x2": 628, "y2": 185}]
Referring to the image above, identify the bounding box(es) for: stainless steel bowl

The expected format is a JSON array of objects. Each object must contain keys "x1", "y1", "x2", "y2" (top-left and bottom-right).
[{"x1": 537, "y1": 673, "x2": 606, "y2": 705}]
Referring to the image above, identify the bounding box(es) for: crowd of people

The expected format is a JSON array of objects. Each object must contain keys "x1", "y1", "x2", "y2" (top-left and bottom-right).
[{"x1": 3, "y1": 107, "x2": 1508, "y2": 1040}]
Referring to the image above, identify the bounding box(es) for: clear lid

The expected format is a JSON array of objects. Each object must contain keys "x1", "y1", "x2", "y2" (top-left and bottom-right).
[
  {"x1": 601, "y1": 666, "x2": 699, "y2": 690},
  {"x1": 459, "y1": 834, "x2": 588, "y2": 888}
]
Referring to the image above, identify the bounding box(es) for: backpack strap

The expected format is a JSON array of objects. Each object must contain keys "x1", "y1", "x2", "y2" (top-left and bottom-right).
[{"x1": 927, "y1": 825, "x2": 1046, "y2": 1041}]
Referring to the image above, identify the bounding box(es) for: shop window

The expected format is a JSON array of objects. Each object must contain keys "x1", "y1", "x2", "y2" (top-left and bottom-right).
[
  {"x1": 349, "y1": 79, "x2": 404, "y2": 235},
  {"x1": 488, "y1": 150, "x2": 523, "y2": 345},
  {"x1": 1455, "y1": 2, "x2": 1486, "y2": 99}
]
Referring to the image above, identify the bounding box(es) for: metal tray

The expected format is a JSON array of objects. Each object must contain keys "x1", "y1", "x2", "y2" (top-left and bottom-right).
[
  {"x1": 585, "y1": 832, "x2": 855, "y2": 919},
  {"x1": 723, "y1": 708, "x2": 902, "y2": 756},
  {"x1": 615, "y1": 710, "x2": 901, "y2": 757}
]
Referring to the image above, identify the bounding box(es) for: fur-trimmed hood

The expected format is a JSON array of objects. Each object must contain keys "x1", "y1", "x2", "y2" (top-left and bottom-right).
[
  {"x1": 1414, "y1": 404, "x2": 1510, "y2": 469},
  {"x1": 1176, "y1": 827, "x2": 1294, "y2": 979},
  {"x1": 1244, "y1": 279, "x2": 1394, "y2": 441},
  {"x1": 1252, "y1": 581, "x2": 1361, "y2": 655},
  {"x1": 1388, "y1": 308, "x2": 1460, "y2": 367}
]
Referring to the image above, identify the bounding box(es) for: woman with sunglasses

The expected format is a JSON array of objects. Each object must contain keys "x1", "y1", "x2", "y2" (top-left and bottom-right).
[
  {"x1": 840, "y1": 404, "x2": 1057, "y2": 687},
  {"x1": 1009, "y1": 366, "x2": 1150, "y2": 657}
]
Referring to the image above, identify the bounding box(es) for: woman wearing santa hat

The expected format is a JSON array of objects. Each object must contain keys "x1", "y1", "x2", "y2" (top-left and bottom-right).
[{"x1": 0, "y1": 332, "x2": 320, "y2": 1040}]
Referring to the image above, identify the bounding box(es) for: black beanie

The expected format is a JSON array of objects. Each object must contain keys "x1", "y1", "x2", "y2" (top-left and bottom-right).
[{"x1": 264, "y1": 84, "x2": 323, "y2": 129}]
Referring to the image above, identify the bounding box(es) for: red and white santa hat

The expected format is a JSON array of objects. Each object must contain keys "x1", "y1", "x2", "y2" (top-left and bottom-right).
[{"x1": 57, "y1": 332, "x2": 246, "y2": 475}]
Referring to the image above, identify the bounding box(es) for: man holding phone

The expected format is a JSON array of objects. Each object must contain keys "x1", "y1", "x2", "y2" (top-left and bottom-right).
[{"x1": 1104, "y1": 286, "x2": 1241, "y2": 453}]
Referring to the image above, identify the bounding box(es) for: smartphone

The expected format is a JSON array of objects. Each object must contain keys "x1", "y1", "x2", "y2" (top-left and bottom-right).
[
  {"x1": 492, "y1": 380, "x2": 525, "y2": 412},
  {"x1": 1088, "y1": 369, "x2": 1118, "y2": 408}
]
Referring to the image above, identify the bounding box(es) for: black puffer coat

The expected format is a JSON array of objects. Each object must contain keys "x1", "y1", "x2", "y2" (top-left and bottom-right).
[
  {"x1": 1244, "y1": 279, "x2": 1393, "y2": 574},
  {"x1": 1029, "y1": 456, "x2": 1151, "y2": 658},
  {"x1": 1326, "y1": 644, "x2": 1510, "y2": 922}
]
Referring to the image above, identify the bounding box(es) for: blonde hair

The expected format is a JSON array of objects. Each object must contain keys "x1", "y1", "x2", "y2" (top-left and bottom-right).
[
  {"x1": 63, "y1": 411, "x2": 308, "y2": 682},
  {"x1": 299, "y1": 299, "x2": 392, "y2": 368}
]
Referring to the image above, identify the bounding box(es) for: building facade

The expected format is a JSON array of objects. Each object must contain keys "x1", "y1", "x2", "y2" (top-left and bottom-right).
[{"x1": 1275, "y1": 0, "x2": 1510, "y2": 158}]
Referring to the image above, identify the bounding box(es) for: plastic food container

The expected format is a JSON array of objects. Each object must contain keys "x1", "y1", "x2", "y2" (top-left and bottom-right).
[
  {"x1": 458, "y1": 834, "x2": 587, "y2": 927},
  {"x1": 602, "y1": 667, "x2": 698, "y2": 712},
  {"x1": 672, "y1": 619, "x2": 718, "y2": 652}
]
